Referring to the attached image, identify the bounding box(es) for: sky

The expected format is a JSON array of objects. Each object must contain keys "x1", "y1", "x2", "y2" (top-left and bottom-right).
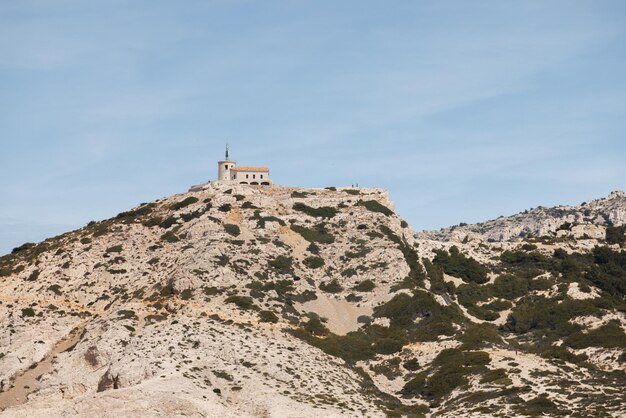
[{"x1": 1, "y1": 0, "x2": 625, "y2": 255}]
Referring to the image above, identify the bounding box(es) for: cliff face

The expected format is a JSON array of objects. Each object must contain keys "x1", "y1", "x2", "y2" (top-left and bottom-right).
[
  {"x1": 418, "y1": 190, "x2": 626, "y2": 243},
  {"x1": 0, "y1": 186, "x2": 624, "y2": 417}
]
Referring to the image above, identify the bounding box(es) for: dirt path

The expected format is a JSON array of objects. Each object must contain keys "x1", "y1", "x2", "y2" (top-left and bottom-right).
[{"x1": 0, "y1": 322, "x2": 88, "y2": 411}]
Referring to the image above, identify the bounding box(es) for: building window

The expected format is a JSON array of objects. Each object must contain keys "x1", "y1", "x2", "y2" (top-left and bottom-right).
[
  {"x1": 246, "y1": 174, "x2": 249, "y2": 179},
  {"x1": 260, "y1": 174, "x2": 264, "y2": 179},
  {"x1": 253, "y1": 174, "x2": 256, "y2": 179},
  {"x1": 225, "y1": 165, "x2": 228, "y2": 169}
]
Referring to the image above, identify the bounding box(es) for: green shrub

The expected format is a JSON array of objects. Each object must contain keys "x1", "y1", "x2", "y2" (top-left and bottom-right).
[
  {"x1": 105, "y1": 245, "x2": 123, "y2": 253},
  {"x1": 433, "y1": 246, "x2": 488, "y2": 284},
  {"x1": 341, "y1": 268, "x2": 357, "y2": 277},
  {"x1": 12, "y1": 242, "x2": 36, "y2": 254},
  {"x1": 224, "y1": 224, "x2": 241, "y2": 236},
  {"x1": 319, "y1": 279, "x2": 343, "y2": 293},
  {"x1": 379, "y1": 226, "x2": 426, "y2": 285},
  {"x1": 26, "y1": 270, "x2": 40, "y2": 281},
  {"x1": 479, "y1": 368, "x2": 510, "y2": 385},
  {"x1": 373, "y1": 290, "x2": 463, "y2": 342},
  {"x1": 115, "y1": 203, "x2": 156, "y2": 221},
  {"x1": 565, "y1": 322, "x2": 626, "y2": 349},
  {"x1": 459, "y1": 323, "x2": 503, "y2": 350},
  {"x1": 302, "y1": 314, "x2": 330, "y2": 336},
  {"x1": 400, "y1": 372, "x2": 427, "y2": 397},
  {"x1": 225, "y1": 295, "x2": 258, "y2": 310},
  {"x1": 514, "y1": 394, "x2": 559, "y2": 416},
  {"x1": 160, "y1": 231, "x2": 180, "y2": 243},
  {"x1": 287, "y1": 328, "x2": 376, "y2": 363},
  {"x1": 605, "y1": 225, "x2": 626, "y2": 245},
  {"x1": 218, "y1": 203, "x2": 232, "y2": 212},
  {"x1": 21, "y1": 307, "x2": 36, "y2": 317},
  {"x1": 171, "y1": 196, "x2": 199, "y2": 210},
  {"x1": 291, "y1": 191, "x2": 309, "y2": 198},
  {"x1": 357, "y1": 200, "x2": 394, "y2": 216},
  {"x1": 353, "y1": 279, "x2": 376, "y2": 292},
  {"x1": 483, "y1": 299, "x2": 512, "y2": 311},
  {"x1": 241, "y1": 201, "x2": 257, "y2": 209},
  {"x1": 159, "y1": 216, "x2": 178, "y2": 229},
  {"x1": 344, "y1": 189, "x2": 360, "y2": 195},
  {"x1": 259, "y1": 310, "x2": 279, "y2": 323},
  {"x1": 303, "y1": 256, "x2": 325, "y2": 269},
  {"x1": 233, "y1": 194, "x2": 245, "y2": 201},
  {"x1": 290, "y1": 224, "x2": 335, "y2": 244},
  {"x1": 48, "y1": 284, "x2": 62, "y2": 295},
  {"x1": 268, "y1": 255, "x2": 293, "y2": 275},
  {"x1": 403, "y1": 358, "x2": 420, "y2": 371},
  {"x1": 499, "y1": 250, "x2": 551, "y2": 278},
  {"x1": 456, "y1": 283, "x2": 492, "y2": 308},
  {"x1": 293, "y1": 202, "x2": 338, "y2": 219},
  {"x1": 492, "y1": 274, "x2": 530, "y2": 300}
]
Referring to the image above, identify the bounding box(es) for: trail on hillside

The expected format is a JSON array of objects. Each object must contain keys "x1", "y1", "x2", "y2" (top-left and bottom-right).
[{"x1": 0, "y1": 322, "x2": 88, "y2": 411}]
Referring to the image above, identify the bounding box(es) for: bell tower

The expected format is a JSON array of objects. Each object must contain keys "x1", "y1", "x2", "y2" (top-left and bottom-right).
[{"x1": 217, "y1": 144, "x2": 235, "y2": 182}]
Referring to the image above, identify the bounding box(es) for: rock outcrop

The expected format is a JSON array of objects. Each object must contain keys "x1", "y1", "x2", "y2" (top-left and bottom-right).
[{"x1": 0, "y1": 186, "x2": 624, "y2": 417}]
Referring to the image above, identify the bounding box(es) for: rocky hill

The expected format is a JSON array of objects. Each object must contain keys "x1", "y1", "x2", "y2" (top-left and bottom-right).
[
  {"x1": 418, "y1": 190, "x2": 626, "y2": 243},
  {"x1": 0, "y1": 185, "x2": 624, "y2": 417}
]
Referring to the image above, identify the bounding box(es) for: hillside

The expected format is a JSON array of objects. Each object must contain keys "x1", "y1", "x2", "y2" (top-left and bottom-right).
[{"x1": 0, "y1": 185, "x2": 624, "y2": 417}]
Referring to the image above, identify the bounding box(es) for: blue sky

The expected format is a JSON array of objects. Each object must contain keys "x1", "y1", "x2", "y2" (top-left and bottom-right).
[{"x1": 1, "y1": 0, "x2": 625, "y2": 255}]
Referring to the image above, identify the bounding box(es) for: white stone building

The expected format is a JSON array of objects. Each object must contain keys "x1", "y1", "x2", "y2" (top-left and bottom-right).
[{"x1": 190, "y1": 146, "x2": 272, "y2": 191}]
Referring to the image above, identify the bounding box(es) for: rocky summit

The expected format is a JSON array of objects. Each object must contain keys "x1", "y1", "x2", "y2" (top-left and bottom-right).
[{"x1": 0, "y1": 185, "x2": 624, "y2": 417}]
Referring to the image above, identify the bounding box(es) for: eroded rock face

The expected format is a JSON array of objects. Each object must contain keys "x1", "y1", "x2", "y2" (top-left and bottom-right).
[
  {"x1": 418, "y1": 190, "x2": 626, "y2": 243},
  {"x1": 0, "y1": 186, "x2": 624, "y2": 417}
]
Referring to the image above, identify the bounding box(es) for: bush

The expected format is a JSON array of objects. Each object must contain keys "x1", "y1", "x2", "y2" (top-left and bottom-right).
[
  {"x1": 171, "y1": 196, "x2": 199, "y2": 210},
  {"x1": 21, "y1": 307, "x2": 36, "y2": 317},
  {"x1": 12, "y1": 243, "x2": 36, "y2": 254},
  {"x1": 433, "y1": 246, "x2": 489, "y2": 284},
  {"x1": 291, "y1": 191, "x2": 310, "y2": 198},
  {"x1": 605, "y1": 225, "x2": 626, "y2": 245},
  {"x1": 288, "y1": 328, "x2": 376, "y2": 363},
  {"x1": 403, "y1": 358, "x2": 420, "y2": 371},
  {"x1": 459, "y1": 323, "x2": 503, "y2": 350},
  {"x1": 353, "y1": 279, "x2": 376, "y2": 292},
  {"x1": 48, "y1": 284, "x2": 62, "y2": 295},
  {"x1": 218, "y1": 203, "x2": 232, "y2": 212},
  {"x1": 160, "y1": 231, "x2": 180, "y2": 243},
  {"x1": 26, "y1": 270, "x2": 40, "y2": 281},
  {"x1": 492, "y1": 274, "x2": 529, "y2": 300},
  {"x1": 290, "y1": 224, "x2": 335, "y2": 244},
  {"x1": 319, "y1": 279, "x2": 343, "y2": 293},
  {"x1": 293, "y1": 202, "x2": 338, "y2": 219},
  {"x1": 268, "y1": 255, "x2": 293, "y2": 275},
  {"x1": 105, "y1": 245, "x2": 123, "y2": 254},
  {"x1": 379, "y1": 226, "x2": 426, "y2": 285},
  {"x1": 357, "y1": 200, "x2": 394, "y2": 216},
  {"x1": 225, "y1": 295, "x2": 258, "y2": 310},
  {"x1": 259, "y1": 310, "x2": 279, "y2": 323},
  {"x1": 303, "y1": 256, "x2": 325, "y2": 269},
  {"x1": 565, "y1": 322, "x2": 626, "y2": 349},
  {"x1": 302, "y1": 314, "x2": 330, "y2": 336},
  {"x1": 159, "y1": 216, "x2": 178, "y2": 229},
  {"x1": 224, "y1": 224, "x2": 241, "y2": 237}
]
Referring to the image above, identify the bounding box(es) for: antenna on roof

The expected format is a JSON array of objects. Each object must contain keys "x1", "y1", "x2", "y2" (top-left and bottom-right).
[{"x1": 225, "y1": 143, "x2": 229, "y2": 160}]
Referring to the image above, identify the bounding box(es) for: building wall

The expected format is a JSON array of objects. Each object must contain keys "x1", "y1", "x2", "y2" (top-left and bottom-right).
[
  {"x1": 217, "y1": 160, "x2": 236, "y2": 181},
  {"x1": 232, "y1": 170, "x2": 270, "y2": 185}
]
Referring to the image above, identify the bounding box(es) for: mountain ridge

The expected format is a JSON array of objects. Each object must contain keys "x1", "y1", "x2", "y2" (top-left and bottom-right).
[{"x1": 0, "y1": 185, "x2": 624, "y2": 417}]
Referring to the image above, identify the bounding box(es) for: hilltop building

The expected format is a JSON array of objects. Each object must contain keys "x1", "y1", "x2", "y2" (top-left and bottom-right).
[
  {"x1": 190, "y1": 145, "x2": 271, "y2": 191},
  {"x1": 217, "y1": 146, "x2": 271, "y2": 186}
]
